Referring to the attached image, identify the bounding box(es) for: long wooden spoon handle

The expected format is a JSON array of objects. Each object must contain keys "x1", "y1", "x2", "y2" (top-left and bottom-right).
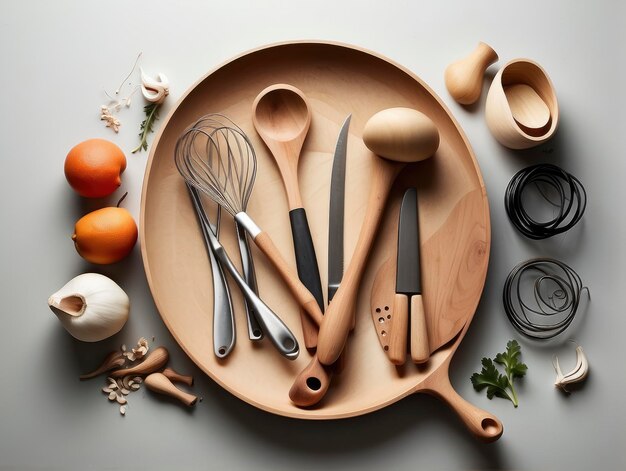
[
  {"x1": 387, "y1": 294, "x2": 408, "y2": 365},
  {"x1": 317, "y1": 159, "x2": 401, "y2": 365},
  {"x1": 409, "y1": 294, "x2": 430, "y2": 364},
  {"x1": 254, "y1": 231, "x2": 323, "y2": 327}
]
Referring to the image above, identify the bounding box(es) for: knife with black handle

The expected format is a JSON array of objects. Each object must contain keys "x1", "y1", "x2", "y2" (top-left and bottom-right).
[{"x1": 388, "y1": 187, "x2": 429, "y2": 365}]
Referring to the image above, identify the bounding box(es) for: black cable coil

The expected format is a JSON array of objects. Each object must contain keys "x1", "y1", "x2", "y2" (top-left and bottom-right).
[
  {"x1": 503, "y1": 258, "x2": 589, "y2": 340},
  {"x1": 504, "y1": 163, "x2": 587, "y2": 239}
]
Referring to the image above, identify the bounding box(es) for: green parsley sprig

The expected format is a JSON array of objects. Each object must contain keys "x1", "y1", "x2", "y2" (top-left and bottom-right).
[{"x1": 471, "y1": 340, "x2": 528, "y2": 407}]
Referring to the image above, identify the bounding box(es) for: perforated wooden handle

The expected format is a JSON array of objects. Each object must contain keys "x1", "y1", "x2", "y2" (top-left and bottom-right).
[
  {"x1": 409, "y1": 294, "x2": 429, "y2": 363},
  {"x1": 254, "y1": 231, "x2": 323, "y2": 327},
  {"x1": 289, "y1": 356, "x2": 332, "y2": 407},
  {"x1": 422, "y1": 370, "x2": 503, "y2": 442},
  {"x1": 387, "y1": 294, "x2": 408, "y2": 365}
]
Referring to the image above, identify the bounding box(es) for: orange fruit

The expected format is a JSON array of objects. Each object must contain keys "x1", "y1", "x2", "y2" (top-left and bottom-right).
[
  {"x1": 64, "y1": 138, "x2": 127, "y2": 198},
  {"x1": 72, "y1": 207, "x2": 138, "y2": 264}
]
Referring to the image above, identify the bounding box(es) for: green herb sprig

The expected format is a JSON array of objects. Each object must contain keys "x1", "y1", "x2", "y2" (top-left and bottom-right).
[
  {"x1": 471, "y1": 340, "x2": 528, "y2": 407},
  {"x1": 132, "y1": 103, "x2": 160, "y2": 153}
]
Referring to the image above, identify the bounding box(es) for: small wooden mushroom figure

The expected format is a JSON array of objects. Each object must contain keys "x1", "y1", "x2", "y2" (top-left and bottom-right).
[
  {"x1": 445, "y1": 42, "x2": 499, "y2": 105},
  {"x1": 145, "y1": 373, "x2": 198, "y2": 407}
]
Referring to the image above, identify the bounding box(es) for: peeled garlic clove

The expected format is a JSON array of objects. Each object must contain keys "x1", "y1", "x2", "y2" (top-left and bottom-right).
[
  {"x1": 48, "y1": 273, "x2": 129, "y2": 342},
  {"x1": 140, "y1": 68, "x2": 169, "y2": 104},
  {"x1": 554, "y1": 344, "x2": 589, "y2": 392}
]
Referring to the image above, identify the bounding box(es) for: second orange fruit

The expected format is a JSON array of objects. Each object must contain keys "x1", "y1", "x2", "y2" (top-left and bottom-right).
[{"x1": 72, "y1": 207, "x2": 138, "y2": 264}]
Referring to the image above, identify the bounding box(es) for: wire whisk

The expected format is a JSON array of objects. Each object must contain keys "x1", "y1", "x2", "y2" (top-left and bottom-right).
[
  {"x1": 175, "y1": 113, "x2": 323, "y2": 343},
  {"x1": 176, "y1": 114, "x2": 264, "y2": 341},
  {"x1": 176, "y1": 114, "x2": 256, "y2": 217}
]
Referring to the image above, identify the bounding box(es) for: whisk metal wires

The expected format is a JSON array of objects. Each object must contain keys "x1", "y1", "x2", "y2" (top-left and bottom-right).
[{"x1": 176, "y1": 114, "x2": 256, "y2": 219}]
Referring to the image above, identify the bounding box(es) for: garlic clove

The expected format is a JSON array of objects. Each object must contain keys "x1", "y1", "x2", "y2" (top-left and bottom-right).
[
  {"x1": 554, "y1": 344, "x2": 589, "y2": 392},
  {"x1": 48, "y1": 273, "x2": 130, "y2": 342},
  {"x1": 140, "y1": 68, "x2": 169, "y2": 104}
]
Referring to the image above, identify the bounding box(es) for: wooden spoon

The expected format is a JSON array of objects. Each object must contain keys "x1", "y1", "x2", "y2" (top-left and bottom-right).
[{"x1": 253, "y1": 84, "x2": 324, "y2": 349}]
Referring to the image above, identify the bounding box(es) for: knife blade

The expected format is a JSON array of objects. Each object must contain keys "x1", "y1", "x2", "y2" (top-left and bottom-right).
[
  {"x1": 327, "y1": 115, "x2": 351, "y2": 303},
  {"x1": 388, "y1": 187, "x2": 429, "y2": 364}
]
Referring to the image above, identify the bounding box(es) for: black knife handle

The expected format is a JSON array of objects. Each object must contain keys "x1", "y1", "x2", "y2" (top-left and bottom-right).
[{"x1": 289, "y1": 208, "x2": 325, "y2": 311}]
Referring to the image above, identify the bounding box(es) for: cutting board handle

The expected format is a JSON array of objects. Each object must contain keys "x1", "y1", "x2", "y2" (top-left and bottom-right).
[{"x1": 419, "y1": 368, "x2": 503, "y2": 442}]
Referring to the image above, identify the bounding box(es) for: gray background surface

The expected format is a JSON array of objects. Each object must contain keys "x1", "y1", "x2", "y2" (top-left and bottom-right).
[{"x1": 1, "y1": 1, "x2": 625, "y2": 469}]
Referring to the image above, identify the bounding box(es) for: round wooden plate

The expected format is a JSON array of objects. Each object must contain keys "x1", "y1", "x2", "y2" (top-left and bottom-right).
[{"x1": 141, "y1": 41, "x2": 496, "y2": 436}]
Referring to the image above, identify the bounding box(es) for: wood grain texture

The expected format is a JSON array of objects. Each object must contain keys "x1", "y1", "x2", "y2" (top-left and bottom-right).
[
  {"x1": 141, "y1": 41, "x2": 492, "y2": 422},
  {"x1": 485, "y1": 58, "x2": 559, "y2": 149},
  {"x1": 409, "y1": 294, "x2": 429, "y2": 364},
  {"x1": 253, "y1": 231, "x2": 323, "y2": 327},
  {"x1": 387, "y1": 294, "x2": 409, "y2": 364},
  {"x1": 370, "y1": 188, "x2": 489, "y2": 355},
  {"x1": 252, "y1": 84, "x2": 311, "y2": 210},
  {"x1": 444, "y1": 42, "x2": 498, "y2": 105}
]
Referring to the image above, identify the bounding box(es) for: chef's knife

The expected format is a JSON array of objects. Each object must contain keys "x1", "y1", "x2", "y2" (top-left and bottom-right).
[
  {"x1": 328, "y1": 114, "x2": 351, "y2": 303},
  {"x1": 388, "y1": 187, "x2": 429, "y2": 365}
]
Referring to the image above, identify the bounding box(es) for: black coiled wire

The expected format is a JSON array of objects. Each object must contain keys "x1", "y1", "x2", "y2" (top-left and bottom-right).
[
  {"x1": 503, "y1": 258, "x2": 589, "y2": 339},
  {"x1": 504, "y1": 164, "x2": 586, "y2": 239}
]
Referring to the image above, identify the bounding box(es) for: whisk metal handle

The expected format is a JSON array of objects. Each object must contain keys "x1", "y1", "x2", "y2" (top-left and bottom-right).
[
  {"x1": 234, "y1": 221, "x2": 264, "y2": 341},
  {"x1": 192, "y1": 211, "x2": 297, "y2": 359},
  {"x1": 211, "y1": 239, "x2": 299, "y2": 360},
  {"x1": 187, "y1": 185, "x2": 235, "y2": 359}
]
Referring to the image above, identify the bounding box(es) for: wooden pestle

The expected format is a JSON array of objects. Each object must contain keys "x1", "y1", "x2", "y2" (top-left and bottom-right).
[{"x1": 445, "y1": 42, "x2": 498, "y2": 105}]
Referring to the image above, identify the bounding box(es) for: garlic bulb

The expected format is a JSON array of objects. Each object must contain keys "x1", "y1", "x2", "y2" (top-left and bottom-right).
[
  {"x1": 140, "y1": 68, "x2": 169, "y2": 104},
  {"x1": 48, "y1": 273, "x2": 129, "y2": 342},
  {"x1": 553, "y1": 343, "x2": 589, "y2": 392}
]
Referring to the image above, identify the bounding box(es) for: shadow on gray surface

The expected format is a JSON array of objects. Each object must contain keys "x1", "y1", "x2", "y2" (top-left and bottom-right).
[{"x1": 203, "y1": 364, "x2": 507, "y2": 467}]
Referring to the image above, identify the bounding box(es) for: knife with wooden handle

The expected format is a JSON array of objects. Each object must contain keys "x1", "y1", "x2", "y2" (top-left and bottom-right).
[{"x1": 388, "y1": 187, "x2": 430, "y2": 364}]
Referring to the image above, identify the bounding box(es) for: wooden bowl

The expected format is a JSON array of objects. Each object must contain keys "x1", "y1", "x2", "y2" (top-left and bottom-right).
[
  {"x1": 140, "y1": 41, "x2": 497, "y2": 438},
  {"x1": 485, "y1": 58, "x2": 559, "y2": 149}
]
